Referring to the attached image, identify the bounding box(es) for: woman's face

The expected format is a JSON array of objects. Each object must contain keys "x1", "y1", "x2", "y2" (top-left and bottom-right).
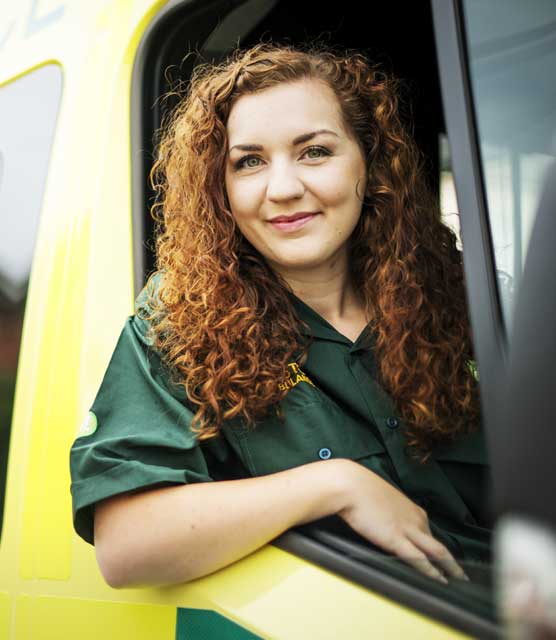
[{"x1": 224, "y1": 78, "x2": 368, "y2": 279}]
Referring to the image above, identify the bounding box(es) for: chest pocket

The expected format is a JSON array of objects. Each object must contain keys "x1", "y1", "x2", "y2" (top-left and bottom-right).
[{"x1": 232, "y1": 394, "x2": 386, "y2": 477}]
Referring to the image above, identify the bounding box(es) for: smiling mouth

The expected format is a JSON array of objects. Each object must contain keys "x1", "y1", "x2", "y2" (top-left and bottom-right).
[{"x1": 268, "y1": 212, "x2": 319, "y2": 231}]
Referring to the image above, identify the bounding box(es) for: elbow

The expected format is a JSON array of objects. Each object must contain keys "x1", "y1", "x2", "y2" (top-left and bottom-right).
[
  {"x1": 95, "y1": 534, "x2": 129, "y2": 589},
  {"x1": 93, "y1": 518, "x2": 197, "y2": 588},
  {"x1": 93, "y1": 504, "x2": 135, "y2": 588},
  {"x1": 92, "y1": 493, "x2": 198, "y2": 588},
  {"x1": 95, "y1": 540, "x2": 197, "y2": 588}
]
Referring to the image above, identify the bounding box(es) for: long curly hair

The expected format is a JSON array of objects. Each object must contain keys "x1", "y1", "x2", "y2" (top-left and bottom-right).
[{"x1": 147, "y1": 41, "x2": 480, "y2": 461}]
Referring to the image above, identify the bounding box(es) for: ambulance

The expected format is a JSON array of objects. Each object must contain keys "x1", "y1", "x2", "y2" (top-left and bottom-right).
[{"x1": 1, "y1": 0, "x2": 554, "y2": 637}]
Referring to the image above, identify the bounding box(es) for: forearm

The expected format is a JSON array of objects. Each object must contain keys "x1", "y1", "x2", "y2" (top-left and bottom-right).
[{"x1": 94, "y1": 458, "x2": 351, "y2": 588}]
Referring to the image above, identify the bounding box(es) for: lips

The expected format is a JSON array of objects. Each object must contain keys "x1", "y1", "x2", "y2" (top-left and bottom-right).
[
  {"x1": 268, "y1": 212, "x2": 319, "y2": 232},
  {"x1": 269, "y1": 211, "x2": 319, "y2": 223}
]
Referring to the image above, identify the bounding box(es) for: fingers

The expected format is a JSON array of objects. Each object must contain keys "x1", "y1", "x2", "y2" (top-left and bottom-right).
[
  {"x1": 393, "y1": 538, "x2": 449, "y2": 583},
  {"x1": 408, "y1": 529, "x2": 470, "y2": 582}
]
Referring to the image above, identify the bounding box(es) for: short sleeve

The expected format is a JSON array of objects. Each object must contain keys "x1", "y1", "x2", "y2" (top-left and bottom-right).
[{"x1": 69, "y1": 273, "x2": 214, "y2": 545}]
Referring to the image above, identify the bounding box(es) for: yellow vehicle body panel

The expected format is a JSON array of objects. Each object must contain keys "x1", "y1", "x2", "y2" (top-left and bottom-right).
[{"x1": 0, "y1": 1, "x2": 470, "y2": 637}]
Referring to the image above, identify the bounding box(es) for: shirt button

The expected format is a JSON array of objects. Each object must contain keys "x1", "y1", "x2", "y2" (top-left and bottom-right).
[
  {"x1": 318, "y1": 447, "x2": 332, "y2": 460},
  {"x1": 386, "y1": 416, "x2": 399, "y2": 429}
]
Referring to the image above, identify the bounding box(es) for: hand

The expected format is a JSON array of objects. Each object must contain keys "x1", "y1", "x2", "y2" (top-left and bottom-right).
[{"x1": 337, "y1": 461, "x2": 468, "y2": 583}]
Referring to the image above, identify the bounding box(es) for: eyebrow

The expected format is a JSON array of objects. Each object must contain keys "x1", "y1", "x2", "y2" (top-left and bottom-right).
[{"x1": 229, "y1": 129, "x2": 339, "y2": 153}]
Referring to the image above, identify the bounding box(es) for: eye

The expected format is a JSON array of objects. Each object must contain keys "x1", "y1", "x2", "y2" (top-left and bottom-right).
[
  {"x1": 233, "y1": 145, "x2": 331, "y2": 171},
  {"x1": 234, "y1": 155, "x2": 262, "y2": 170},
  {"x1": 301, "y1": 145, "x2": 331, "y2": 160}
]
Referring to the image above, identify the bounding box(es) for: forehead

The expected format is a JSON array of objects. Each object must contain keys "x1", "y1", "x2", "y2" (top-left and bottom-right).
[{"x1": 226, "y1": 78, "x2": 347, "y2": 145}]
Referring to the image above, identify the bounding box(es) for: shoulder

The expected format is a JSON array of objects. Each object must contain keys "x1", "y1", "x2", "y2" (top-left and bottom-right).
[
  {"x1": 132, "y1": 271, "x2": 166, "y2": 347},
  {"x1": 134, "y1": 270, "x2": 165, "y2": 314}
]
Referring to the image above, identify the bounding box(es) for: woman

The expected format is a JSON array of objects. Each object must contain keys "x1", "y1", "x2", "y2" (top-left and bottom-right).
[{"x1": 69, "y1": 41, "x2": 492, "y2": 589}]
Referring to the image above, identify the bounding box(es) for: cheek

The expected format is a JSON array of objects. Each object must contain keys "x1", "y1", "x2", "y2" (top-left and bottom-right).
[
  {"x1": 316, "y1": 164, "x2": 362, "y2": 205},
  {"x1": 226, "y1": 178, "x2": 263, "y2": 220}
]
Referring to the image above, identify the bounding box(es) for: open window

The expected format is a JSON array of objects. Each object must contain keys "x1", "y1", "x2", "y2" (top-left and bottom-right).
[{"x1": 129, "y1": 1, "x2": 499, "y2": 636}]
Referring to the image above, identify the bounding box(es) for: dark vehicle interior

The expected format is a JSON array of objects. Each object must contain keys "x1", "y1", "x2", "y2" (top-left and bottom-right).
[{"x1": 130, "y1": 1, "x2": 499, "y2": 637}]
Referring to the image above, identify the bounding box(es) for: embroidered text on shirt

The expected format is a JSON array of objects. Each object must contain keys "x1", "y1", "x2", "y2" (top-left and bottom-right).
[{"x1": 278, "y1": 362, "x2": 315, "y2": 391}]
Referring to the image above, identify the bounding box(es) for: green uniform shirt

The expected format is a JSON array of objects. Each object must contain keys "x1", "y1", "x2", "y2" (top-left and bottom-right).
[{"x1": 70, "y1": 273, "x2": 493, "y2": 562}]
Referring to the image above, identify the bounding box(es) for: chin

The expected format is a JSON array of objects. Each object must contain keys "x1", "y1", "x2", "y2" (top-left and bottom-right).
[{"x1": 268, "y1": 255, "x2": 326, "y2": 272}]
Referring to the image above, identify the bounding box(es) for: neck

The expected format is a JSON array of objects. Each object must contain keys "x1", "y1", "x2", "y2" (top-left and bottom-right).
[{"x1": 270, "y1": 253, "x2": 365, "y2": 324}]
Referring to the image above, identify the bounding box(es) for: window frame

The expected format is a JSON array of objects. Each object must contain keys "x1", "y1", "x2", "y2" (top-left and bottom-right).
[{"x1": 432, "y1": 0, "x2": 507, "y2": 478}]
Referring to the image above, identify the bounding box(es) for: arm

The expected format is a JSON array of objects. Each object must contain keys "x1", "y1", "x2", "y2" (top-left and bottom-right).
[
  {"x1": 95, "y1": 458, "x2": 466, "y2": 588},
  {"x1": 94, "y1": 458, "x2": 348, "y2": 588}
]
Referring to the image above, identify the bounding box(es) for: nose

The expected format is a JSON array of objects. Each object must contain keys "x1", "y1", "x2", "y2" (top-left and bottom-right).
[{"x1": 266, "y1": 159, "x2": 305, "y2": 202}]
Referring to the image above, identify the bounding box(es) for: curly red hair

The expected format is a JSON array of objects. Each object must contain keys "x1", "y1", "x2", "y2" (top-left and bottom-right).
[{"x1": 147, "y1": 41, "x2": 480, "y2": 461}]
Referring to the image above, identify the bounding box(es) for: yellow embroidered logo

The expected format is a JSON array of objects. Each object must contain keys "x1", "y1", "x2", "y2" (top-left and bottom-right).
[{"x1": 278, "y1": 362, "x2": 315, "y2": 392}]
